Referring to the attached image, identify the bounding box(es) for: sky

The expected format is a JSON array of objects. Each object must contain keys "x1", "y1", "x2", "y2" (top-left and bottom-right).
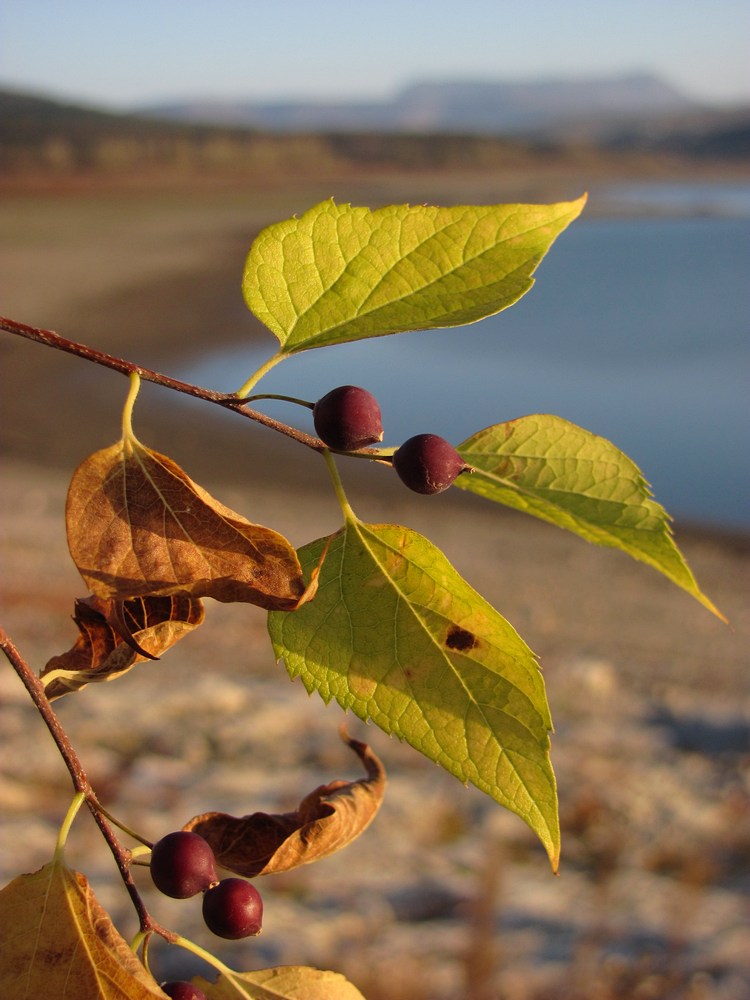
[{"x1": 1, "y1": 0, "x2": 749, "y2": 109}]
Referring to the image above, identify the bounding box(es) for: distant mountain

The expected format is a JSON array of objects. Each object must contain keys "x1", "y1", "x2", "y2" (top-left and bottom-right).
[
  {"x1": 2, "y1": 83, "x2": 747, "y2": 180},
  {"x1": 137, "y1": 73, "x2": 703, "y2": 134}
]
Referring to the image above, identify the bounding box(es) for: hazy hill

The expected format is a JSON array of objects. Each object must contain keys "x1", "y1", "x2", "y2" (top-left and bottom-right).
[
  {"x1": 0, "y1": 88, "x2": 289, "y2": 175},
  {"x1": 1, "y1": 82, "x2": 748, "y2": 181},
  {"x1": 138, "y1": 73, "x2": 701, "y2": 134}
]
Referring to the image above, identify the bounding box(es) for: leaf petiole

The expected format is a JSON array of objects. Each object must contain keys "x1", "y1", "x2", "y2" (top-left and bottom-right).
[
  {"x1": 121, "y1": 370, "x2": 142, "y2": 448},
  {"x1": 54, "y1": 791, "x2": 87, "y2": 862},
  {"x1": 130, "y1": 928, "x2": 149, "y2": 958},
  {"x1": 237, "y1": 391, "x2": 314, "y2": 409},
  {"x1": 172, "y1": 935, "x2": 252, "y2": 997},
  {"x1": 234, "y1": 350, "x2": 286, "y2": 398},
  {"x1": 333, "y1": 445, "x2": 395, "y2": 462},
  {"x1": 322, "y1": 449, "x2": 358, "y2": 522},
  {"x1": 93, "y1": 801, "x2": 154, "y2": 849}
]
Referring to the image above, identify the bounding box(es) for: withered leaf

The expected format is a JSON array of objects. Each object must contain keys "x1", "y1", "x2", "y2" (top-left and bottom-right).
[
  {"x1": 66, "y1": 438, "x2": 313, "y2": 610},
  {"x1": 40, "y1": 594, "x2": 204, "y2": 700},
  {"x1": 184, "y1": 729, "x2": 385, "y2": 876},
  {"x1": 194, "y1": 965, "x2": 367, "y2": 999},
  {"x1": 0, "y1": 859, "x2": 165, "y2": 998}
]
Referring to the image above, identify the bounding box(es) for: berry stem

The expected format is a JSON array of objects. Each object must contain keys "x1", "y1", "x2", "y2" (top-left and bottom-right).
[
  {"x1": 333, "y1": 446, "x2": 396, "y2": 462},
  {"x1": 237, "y1": 392, "x2": 314, "y2": 409},
  {"x1": 54, "y1": 792, "x2": 87, "y2": 862},
  {"x1": 172, "y1": 935, "x2": 252, "y2": 996}
]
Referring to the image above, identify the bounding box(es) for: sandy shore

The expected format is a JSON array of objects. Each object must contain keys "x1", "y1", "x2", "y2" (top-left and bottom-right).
[{"x1": 2, "y1": 179, "x2": 749, "y2": 998}]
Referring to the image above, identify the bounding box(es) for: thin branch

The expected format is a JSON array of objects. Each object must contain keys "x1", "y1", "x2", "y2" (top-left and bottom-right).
[
  {"x1": 0, "y1": 624, "x2": 176, "y2": 942},
  {"x1": 0, "y1": 315, "x2": 322, "y2": 449},
  {"x1": 0, "y1": 625, "x2": 88, "y2": 794},
  {"x1": 1, "y1": 314, "x2": 393, "y2": 462}
]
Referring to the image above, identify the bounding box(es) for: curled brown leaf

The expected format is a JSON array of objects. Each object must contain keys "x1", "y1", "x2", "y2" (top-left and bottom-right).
[
  {"x1": 41, "y1": 594, "x2": 204, "y2": 699},
  {"x1": 184, "y1": 728, "x2": 386, "y2": 876},
  {"x1": 66, "y1": 438, "x2": 310, "y2": 610}
]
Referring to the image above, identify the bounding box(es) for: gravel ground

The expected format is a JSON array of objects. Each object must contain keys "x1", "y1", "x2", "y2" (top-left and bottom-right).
[{"x1": 1, "y1": 454, "x2": 748, "y2": 1000}]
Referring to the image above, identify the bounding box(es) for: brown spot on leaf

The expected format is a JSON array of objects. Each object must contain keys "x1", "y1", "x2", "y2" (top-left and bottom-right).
[{"x1": 445, "y1": 625, "x2": 479, "y2": 652}]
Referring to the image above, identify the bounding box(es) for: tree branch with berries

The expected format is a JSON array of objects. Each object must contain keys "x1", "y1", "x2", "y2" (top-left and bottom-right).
[{"x1": 0, "y1": 196, "x2": 724, "y2": 999}]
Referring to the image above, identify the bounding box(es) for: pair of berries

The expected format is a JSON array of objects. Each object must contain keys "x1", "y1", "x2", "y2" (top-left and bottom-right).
[
  {"x1": 150, "y1": 831, "x2": 263, "y2": 998},
  {"x1": 313, "y1": 384, "x2": 468, "y2": 494},
  {"x1": 149, "y1": 830, "x2": 262, "y2": 939}
]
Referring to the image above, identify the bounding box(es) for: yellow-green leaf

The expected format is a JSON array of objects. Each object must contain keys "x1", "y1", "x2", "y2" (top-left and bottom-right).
[
  {"x1": 0, "y1": 859, "x2": 165, "y2": 999},
  {"x1": 243, "y1": 196, "x2": 586, "y2": 354},
  {"x1": 455, "y1": 415, "x2": 724, "y2": 620},
  {"x1": 195, "y1": 965, "x2": 367, "y2": 999},
  {"x1": 268, "y1": 519, "x2": 558, "y2": 869}
]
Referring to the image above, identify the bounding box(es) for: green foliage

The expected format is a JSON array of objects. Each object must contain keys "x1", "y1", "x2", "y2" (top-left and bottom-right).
[
  {"x1": 455, "y1": 416, "x2": 724, "y2": 618},
  {"x1": 268, "y1": 514, "x2": 559, "y2": 867},
  {"x1": 242, "y1": 196, "x2": 586, "y2": 353}
]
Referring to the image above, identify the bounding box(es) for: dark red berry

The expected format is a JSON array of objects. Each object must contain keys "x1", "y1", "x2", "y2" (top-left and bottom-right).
[
  {"x1": 149, "y1": 831, "x2": 218, "y2": 899},
  {"x1": 392, "y1": 433, "x2": 468, "y2": 495},
  {"x1": 313, "y1": 385, "x2": 383, "y2": 451},
  {"x1": 160, "y1": 982, "x2": 208, "y2": 1000},
  {"x1": 202, "y1": 878, "x2": 263, "y2": 939}
]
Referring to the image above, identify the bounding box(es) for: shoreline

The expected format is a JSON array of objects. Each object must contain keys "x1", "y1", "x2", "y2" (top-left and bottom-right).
[
  {"x1": 2, "y1": 172, "x2": 748, "y2": 533},
  {"x1": 3, "y1": 202, "x2": 749, "y2": 544},
  {"x1": 4, "y1": 314, "x2": 749, "y2": 548}
]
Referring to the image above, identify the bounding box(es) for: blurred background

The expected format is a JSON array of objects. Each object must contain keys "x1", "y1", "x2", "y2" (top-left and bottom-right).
[{"x1": 1, "y1": 2, "x2": 749, "y2": 998}]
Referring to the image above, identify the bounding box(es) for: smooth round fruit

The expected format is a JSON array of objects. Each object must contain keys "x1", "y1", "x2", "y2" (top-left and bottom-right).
[
  {"x1": 392, "y1": 433, "x2": 467, "y2": 495},
  {"x1": 149, "y1": 831, "x2": 218, "y2": 899},
  {"x1": 313, "y1": 385, "x2": 384, "y2": 451},
  {"x1": 160, "y1": 982, "x2": 208, "y2": 1000},
  {"x1": 202, "y1": 878, "x2": 264, "y2": 939}
]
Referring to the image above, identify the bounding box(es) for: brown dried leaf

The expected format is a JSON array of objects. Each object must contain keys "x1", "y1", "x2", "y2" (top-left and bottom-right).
[
  {"x1": 185, "y1": 729, "x2": 386, "y2": 876},
  {"x1": 0, "y1": 859, "x2": 165, "y2": 998},
  {"x1": 40, "y1": 594, "x2": 204, "y2": 700},
  {"x1": 66, "y1": 438, "x2": 311, "y2": 610}
]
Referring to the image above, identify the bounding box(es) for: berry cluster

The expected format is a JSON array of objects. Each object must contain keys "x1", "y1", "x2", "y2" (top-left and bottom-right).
[
  {"x1": 149, "y1": 830, "x2": 263, "y2": 995},
  {"x1": 313, "y1": 385, "x2": 468, "y2": 495}
]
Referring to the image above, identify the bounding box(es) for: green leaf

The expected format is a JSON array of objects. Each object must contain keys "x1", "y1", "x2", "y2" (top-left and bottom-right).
[
  {"x1": 455, "y1": 415, "x2": 725, "y2": 620},
  {"x1": 243, "y1": 196, "x2": 586, "y2": 354},
  {"x1": 268, "y1": 518, "x2": 559, "y2": 870}
]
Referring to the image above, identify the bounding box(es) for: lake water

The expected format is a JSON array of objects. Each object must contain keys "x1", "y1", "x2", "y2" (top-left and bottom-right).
[{"x1": 183, "y1": 184, "x2": 750, "y2": 532}]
